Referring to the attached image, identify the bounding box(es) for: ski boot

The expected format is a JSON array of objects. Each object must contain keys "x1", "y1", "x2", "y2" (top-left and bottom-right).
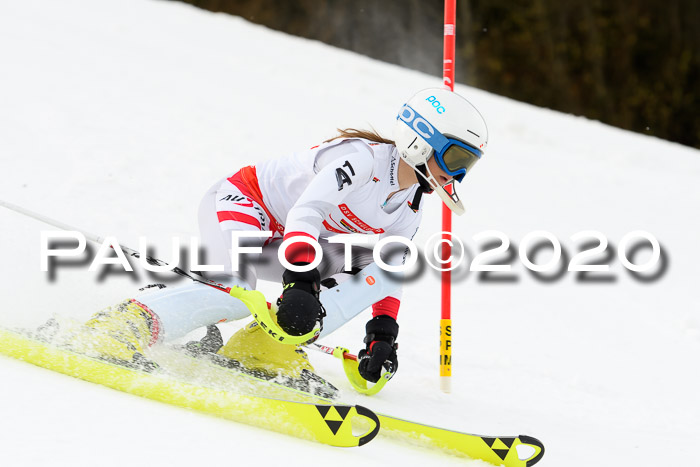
[
  {"x1": 217, "y1": 320, "x2": 314, "y2": 378},
  {"x1": 69, "y1": 299, "x2": 160, "y2": 371}
]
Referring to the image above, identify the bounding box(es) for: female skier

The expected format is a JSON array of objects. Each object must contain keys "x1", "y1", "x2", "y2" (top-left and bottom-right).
[{"x1": 80, "y1": 88, "x2": 488, "y2": 384}]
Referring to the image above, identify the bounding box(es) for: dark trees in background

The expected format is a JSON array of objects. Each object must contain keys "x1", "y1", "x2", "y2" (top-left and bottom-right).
[{"x1": 176, "y1": 0, "x2": 699, "y2": 148}]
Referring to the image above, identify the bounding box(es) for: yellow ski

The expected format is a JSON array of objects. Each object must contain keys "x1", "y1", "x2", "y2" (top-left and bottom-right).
[
  {"x1": 0, "y1": 328, "x2": 379, "y2": 447},
  {"x1": 377, "y1": 414, "x2": 544, "y2": 466},
  {"x1": 0, "y1": 326, "x2": 546, "y2": 463}
]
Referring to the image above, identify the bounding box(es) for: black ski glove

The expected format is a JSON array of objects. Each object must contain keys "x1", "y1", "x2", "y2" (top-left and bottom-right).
[
  {"x1": 276, "y1": 264, "x2": 323, "y2": 336},
  {"x1": 358, "y1": 315, "x2": 399, "y2": 383}
]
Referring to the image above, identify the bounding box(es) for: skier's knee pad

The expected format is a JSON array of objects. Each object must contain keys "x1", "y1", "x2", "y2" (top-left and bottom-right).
[{"x1": 275, "y1": 289, "x2": 320, "y2": 336}]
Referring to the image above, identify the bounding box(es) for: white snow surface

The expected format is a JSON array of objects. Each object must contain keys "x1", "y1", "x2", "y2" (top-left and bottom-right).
[{"x1": 1, "y1": 1, "x2": 699, "y2": 466}]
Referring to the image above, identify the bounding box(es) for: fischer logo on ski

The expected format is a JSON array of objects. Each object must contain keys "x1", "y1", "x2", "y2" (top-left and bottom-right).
[
  {"x1": 481, "y1": 437, "x2": 515, "y2": 461},
  {"x1": 316, "y1": 405, "x2": 351, "y2": 435}
]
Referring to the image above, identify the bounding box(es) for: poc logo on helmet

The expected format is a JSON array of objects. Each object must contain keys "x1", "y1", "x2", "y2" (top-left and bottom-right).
[
  {"x1": 426, "y1": 96, "x2": 446, "y2": 114},
  {"x1": 398, "y1": 105, "x2": 435, "y2": 139}
]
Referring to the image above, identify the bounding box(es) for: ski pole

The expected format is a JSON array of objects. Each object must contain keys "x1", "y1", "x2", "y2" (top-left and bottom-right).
[
  {"x1": 0, "y1": 199, "x2": 231, "y2": 293},
  {"x1": 309, "y1": 343, "x2": 357, "y2": 361},
  {"x1": 0, "y1": 199, "x2": 319, "y2": 344}
]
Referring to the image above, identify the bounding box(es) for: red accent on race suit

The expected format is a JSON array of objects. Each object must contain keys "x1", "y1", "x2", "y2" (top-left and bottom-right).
[
  {"x1": 282, "y1": 231, "x2": 317, "y2": 264},
  {"x1": 227, "y1": 167, "x2": 285, "y2": 236},
  {"x1": 338, "y1": 204, "x2": 385, "y2": 234},
  {"x1": 322, "y1": 220, "x2": 345, "y2": 234},
  {"x1": 217, "y1": 211, "x2": 262, "y2": 230},
  {"x1": 372, "y1": 296, "x2": 400, "y2": 320}
]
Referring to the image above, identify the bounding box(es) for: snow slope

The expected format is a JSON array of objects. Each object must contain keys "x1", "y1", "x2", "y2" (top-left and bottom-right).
[{"x1": 1, "y1": 0, "x2": 699, "y2": 465}]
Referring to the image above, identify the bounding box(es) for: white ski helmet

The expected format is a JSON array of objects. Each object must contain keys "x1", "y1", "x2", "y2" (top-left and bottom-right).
[{"x1": 394, "y1": 88, "x2": 488, "y2": 215}]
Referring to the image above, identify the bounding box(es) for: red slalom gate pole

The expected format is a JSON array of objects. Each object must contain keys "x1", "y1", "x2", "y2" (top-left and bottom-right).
[{"x1": 440, "y1": 0, "x2": 456, "y2": 393}]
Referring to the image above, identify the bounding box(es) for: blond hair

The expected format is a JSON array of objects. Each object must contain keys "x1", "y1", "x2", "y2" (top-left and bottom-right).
[{"x1": 324, "y1": 128, "x2": 394, "y2": 145}]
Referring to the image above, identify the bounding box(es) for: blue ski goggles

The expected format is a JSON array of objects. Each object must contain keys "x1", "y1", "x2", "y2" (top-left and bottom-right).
[{"x1": 397, "y1": 104, "x2": 483, "y2": 183}]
